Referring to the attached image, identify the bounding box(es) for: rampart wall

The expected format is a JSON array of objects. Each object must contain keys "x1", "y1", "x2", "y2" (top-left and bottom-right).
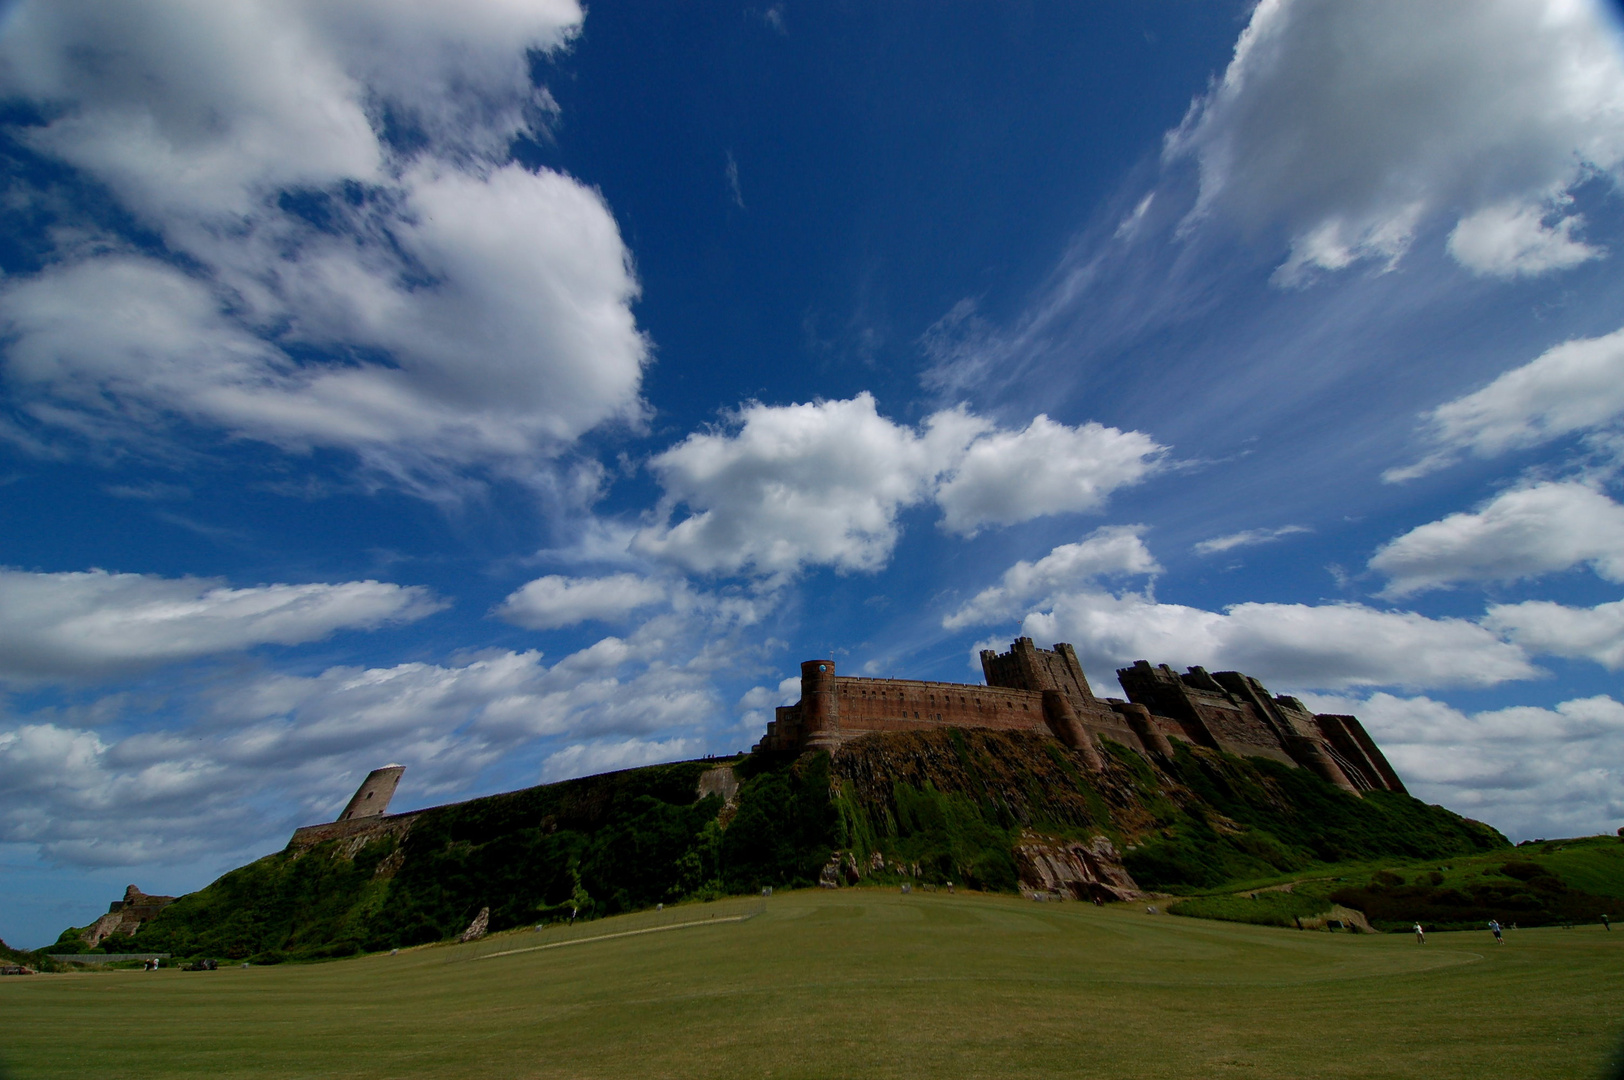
[
  {"x1": 754, "y1": 639, "x2": 1407, "y2": 797},
  {"x1": 834, "y1": 678, "x2": 1050, "y2": 734}
]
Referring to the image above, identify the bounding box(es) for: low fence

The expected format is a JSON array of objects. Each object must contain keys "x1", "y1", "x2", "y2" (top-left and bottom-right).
[{"x1": 46, "y1": 953, "x2": 170, "y2": 964}]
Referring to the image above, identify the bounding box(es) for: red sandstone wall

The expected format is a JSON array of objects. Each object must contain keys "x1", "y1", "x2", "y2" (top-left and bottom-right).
[
  {"x1": 1184, "y1": 692, "x2": 1281, "y2": 750},
  {"x1": 831, "y1": 677, "x2": 1049, "y2": 737}
]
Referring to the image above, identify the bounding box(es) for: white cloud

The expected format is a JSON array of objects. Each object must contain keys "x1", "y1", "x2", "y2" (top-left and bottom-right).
[
  {"x1": 0, "y1": 0, "x2": 579, "y2": 221},
  {"x1": 1369, "y1": 482, "x2": 1624, "y2": 596},
  {"x1": 1484, "y1": 598, "x2": 1624, "y2": 670},
  {"x1": 0, "y1": 569, "x2": 442, "y2": 682},
  {"x1": 738, "y1": 677, "x2": 802, "y2": 711},
  {"x1": 1167, "y1": 0, "x2": 1624, "y2": 283},
  {"x1": 934, "y1": 415, "x2": 1165, "y2": 536},
  {"x1": 495, "y1": 573, "x2": 669, "y2": 630},
  {"x1": 1301, "y1": 691, "x2": 1624, "y2": 840},
  {"x1": 540, "y1": 736, "x2": 703, "y2": 783},
  {"x1": 0, "y1": 617, "x2": 732, "y2": 866},
  {"x1": 634, "y1": 394, "x2": 1163, "y2": 576},
  {"x1": 1446, "y1": 199, "x2": 1604, "y2": 277},
  {"x1": 1389, "y1": 325, "x2": 1624, "y2": 479},
  {"x1": 634, "y1": 394, "x2": 940, "y2": 575},
  {"x1": 0, "y1": 0, "x2": 649, "y2": 479},
  {"x1": 1017, "y1": 591, "x2": 1537, "y2": 693},
  {"x1": 943, "y1": 526, "x2": 1160, "y2": 630},
  {"x1": 1192, "y1": 525, "x2": 1310, "y2": 557}
]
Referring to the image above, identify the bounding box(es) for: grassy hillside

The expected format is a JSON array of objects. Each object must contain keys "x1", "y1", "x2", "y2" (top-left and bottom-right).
[
  {"x1": 824, "y1": 730, "x2": 1506, "y2": 891},
  {"x1": 70, "y1": 731, "x2": 1519, "y2": 960},
  {"x1": 1316, "y1": 834, "x2": 1624, "y2": 930},
  {"x1": 1167, "y1": 834, "x2": 1624, "y2": 931},
  {"x1": 8, "y1": 889, "x2": 1623, "y2": 1080}
]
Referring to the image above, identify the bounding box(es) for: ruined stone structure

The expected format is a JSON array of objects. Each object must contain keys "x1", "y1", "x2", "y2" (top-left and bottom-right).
[
  {"x1": 338, "y1": 764, "x2": 405, "y2": 821},
  {"x1": 753, "y1": 638, "x2": 1405, "y2": 796},
  {"x1": 80, "y1": 885, "x2": 177, "y2": 947},
  {"x1": 289, "y1": 765, "x2": 420, "y2": 850}
]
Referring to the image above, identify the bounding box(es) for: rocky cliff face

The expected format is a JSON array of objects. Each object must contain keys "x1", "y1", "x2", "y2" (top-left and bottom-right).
[{"x1": 816, "y1": 727, "x2": 1504, "y2": 895}]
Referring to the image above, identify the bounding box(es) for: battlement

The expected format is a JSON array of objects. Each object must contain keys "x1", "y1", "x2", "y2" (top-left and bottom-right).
[{"x1": 754, "y1": 640, "x2": 1406, "y2": 796}]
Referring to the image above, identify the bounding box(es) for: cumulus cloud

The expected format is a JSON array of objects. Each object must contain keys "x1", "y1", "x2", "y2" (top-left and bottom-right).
[
  {"x1": 1388, "y1": 326, "x2": 1624, "y2": 480},
  {"x1": 1484, "y1": 598, "x2": 1624, "y2": 670},
  {"x1": 1014, "y1": 591, "x2": 1537, "y2": 693},
  {"x1": 933, "y1": 415, "x2": 1164, "y2": 536},
  {"x1": 495, "y1": 574, "x2": 669, "y2": 631},
  {"x1": 1369, "y1": 482, "x2": 1624, "y2": 596},
  {"x1": 634, "y1": 394, "x2": 1163, "y2": 575},
  {"x1": 0, "y1": 569, "x2": 442, "y2": 682},
  {"x1": 0, "y1": 0, "x2": 649, "y2": 478},
  {"x1": 943, "y1": 526, "x2": 1160, "y2": 630},
  {"x1": 1301, "y1": 690, "x2": 1624, "y2": 840},
  {"x1": 1191, "y1": 525, "x2": 1310, "y2": 557},
  {"x1": 1167, "y1": 0, "x2": 1624, "y2": 283}
]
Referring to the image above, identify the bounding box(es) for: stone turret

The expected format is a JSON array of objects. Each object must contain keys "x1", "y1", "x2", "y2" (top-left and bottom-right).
[
  {"x1": 799, "y1": 660, "x2": 842, "y2": 751},
  {"x1": 339, "y1": 764, "x2": 405, "y2": 821}
]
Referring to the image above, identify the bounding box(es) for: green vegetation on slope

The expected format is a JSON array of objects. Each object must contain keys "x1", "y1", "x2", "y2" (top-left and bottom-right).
[
  {"x1": 1166, "y1": 833, "x2": 1624, "y2": 932},
  {"x1": 87, "y1": 730, "x2": 1532, "y2": 959},
  {"x1": 1167, "y1": 891, "x2": 1333, "y2": 927},
  {"x1": 1116, "y1": 742, "x2": 1507, "y2": 890},
  {"x1": 8, "y1": 890, "x2": 1623, "y2": 1080},
  {"x1": 1315, "y1": 835, "x2": 1624, "y2": 930}
]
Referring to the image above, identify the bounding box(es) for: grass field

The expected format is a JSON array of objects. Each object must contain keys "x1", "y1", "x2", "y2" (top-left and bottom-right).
[{"x1": 4, "y1": 888, "x2": 1621, "y2": 1080}]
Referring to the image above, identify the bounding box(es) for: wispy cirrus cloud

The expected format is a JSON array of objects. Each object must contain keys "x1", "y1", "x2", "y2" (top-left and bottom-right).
[
  {"x1": 1192, "y1": 524, "x2": 1309, "y2": 557},
  {"x1": 1387, "y1": 326, "x2": 1624, "y2": 481}
]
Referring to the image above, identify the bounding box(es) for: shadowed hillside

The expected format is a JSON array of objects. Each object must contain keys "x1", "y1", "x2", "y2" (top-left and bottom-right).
[{"x1": 60, "y1": 731, "x2": 1514, "y2": 962}]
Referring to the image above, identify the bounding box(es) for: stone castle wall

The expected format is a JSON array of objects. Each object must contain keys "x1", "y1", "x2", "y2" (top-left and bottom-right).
[{"x1": 754, "y1": 638, "x2": 1406, "y2": 797}]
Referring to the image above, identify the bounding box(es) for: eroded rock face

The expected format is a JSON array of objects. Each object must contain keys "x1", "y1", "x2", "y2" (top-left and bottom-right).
[
  {"x1": 459, "y1": 906, "x2": 490, "y2": 943},
  {"x1": 1014, "y1": 835, "x2": 1140, "y2": 902},
  {"x1": 697, "y1": 765, "x2": 739, "y2": 805}
]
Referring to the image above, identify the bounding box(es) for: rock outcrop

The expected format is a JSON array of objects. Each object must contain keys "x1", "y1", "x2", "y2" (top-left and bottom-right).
[{"x1": 80, "y1": 885, "x2": 176, "y2": 947}]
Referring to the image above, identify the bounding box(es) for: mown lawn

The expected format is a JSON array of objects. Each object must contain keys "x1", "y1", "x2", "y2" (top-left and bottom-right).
[{"x1": 4, "y1": 888, "x2": 1620, "y2": 1080}]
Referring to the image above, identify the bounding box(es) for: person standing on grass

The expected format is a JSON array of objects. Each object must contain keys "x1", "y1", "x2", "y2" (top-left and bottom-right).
[
  {"x1": 1414, "y1": 922, "x2": 1425, "y2": 944},
  {"x1": 1489, "y1": 919, "x2": 1504, "y2": 944}
]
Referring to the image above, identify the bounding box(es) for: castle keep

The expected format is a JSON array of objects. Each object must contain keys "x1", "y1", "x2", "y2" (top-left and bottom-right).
[{"x1": 753, "y1": 638, "x2": 1404, "y2": 795}]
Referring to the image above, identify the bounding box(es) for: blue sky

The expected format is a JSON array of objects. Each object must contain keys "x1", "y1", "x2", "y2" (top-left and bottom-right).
[{"x1": 3, "y1": 0, "x2": 1624, "y2": 947}]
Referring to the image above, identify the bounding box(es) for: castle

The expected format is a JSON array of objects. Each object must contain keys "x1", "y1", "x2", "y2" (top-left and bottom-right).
[
  {"x1": 753, "y1": 638, "x2": 1404, "y2": 796},
  {"x1": 286, "y1": 640, "x2": 1403, "y2": 855}
]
